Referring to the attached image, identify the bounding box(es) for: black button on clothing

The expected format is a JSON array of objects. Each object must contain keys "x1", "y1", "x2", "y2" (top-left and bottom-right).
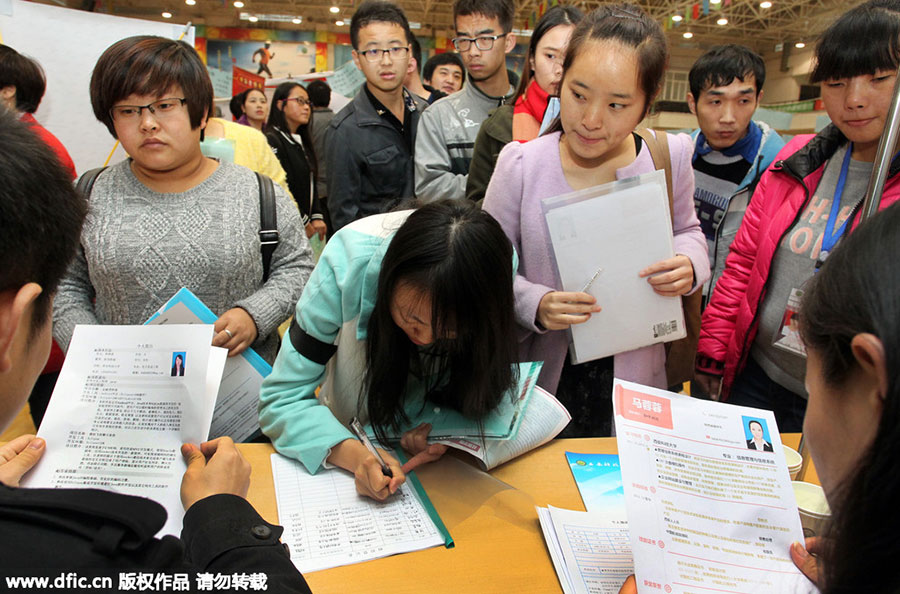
[{"x1": 252, "y1": 524, "x2": 273, "y2": 539}]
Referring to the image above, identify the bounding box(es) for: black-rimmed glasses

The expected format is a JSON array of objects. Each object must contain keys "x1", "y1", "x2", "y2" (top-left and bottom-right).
[
  {"x1": 359, "y1": 46, "x2": 410, "y2": 62},
  {"x1": 451, "y1": 33, "x2": 507, "y2": 52},
  {"x1": 109, "y1": 98, "x2": 187, "y2": 122},
  {"x1": 284, "y1": 97, "x2": 312, "y2": 107}
]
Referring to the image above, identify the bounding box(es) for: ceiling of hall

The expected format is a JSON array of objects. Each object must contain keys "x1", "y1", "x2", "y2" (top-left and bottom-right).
[{"x1": 46, "y1": 0, "x2": 866, "y2": 53}]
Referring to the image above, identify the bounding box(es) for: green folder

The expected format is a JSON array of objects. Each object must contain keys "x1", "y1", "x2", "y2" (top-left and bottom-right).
[{"x1": 394, "y1": 448, "x2": 454, "y2": 548}]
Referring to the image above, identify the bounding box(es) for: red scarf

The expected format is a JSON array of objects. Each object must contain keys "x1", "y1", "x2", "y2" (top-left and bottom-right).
[{"x1": 513, "y1": 80, "x2": 550, "y2": 142}]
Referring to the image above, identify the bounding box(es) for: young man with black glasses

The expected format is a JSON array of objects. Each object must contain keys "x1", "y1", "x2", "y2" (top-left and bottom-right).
[
  {"x1": 414, "y1": 0, "x2": 516, "y2": 202},
  {"x1": 326, "y1": 0, "x2": 428, "y2": 230}
]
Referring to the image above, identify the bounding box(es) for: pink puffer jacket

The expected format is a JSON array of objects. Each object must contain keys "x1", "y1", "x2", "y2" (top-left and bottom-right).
[{"x1": 696, "y1": 125, "x2": 900, "y2": 398}]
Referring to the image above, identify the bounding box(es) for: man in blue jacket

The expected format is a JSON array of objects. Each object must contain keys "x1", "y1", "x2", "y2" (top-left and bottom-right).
[{"x1": 687, "y1": 44, "x2": 786, "y2": 304}]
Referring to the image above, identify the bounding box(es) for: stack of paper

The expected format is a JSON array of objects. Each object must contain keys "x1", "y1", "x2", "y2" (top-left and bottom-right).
[
  {"x1": 23, "y1": 325, "x2": 227, "y2": 537},
  {"x1": 537, "y1": 506, "x2": 633, "y2": 594},
  {"x1": 434, "y1": 384, "x2": 571, "y2": 470},
  {"x1": 271, "y1": 453, "x2": 452, "y2": 572}
]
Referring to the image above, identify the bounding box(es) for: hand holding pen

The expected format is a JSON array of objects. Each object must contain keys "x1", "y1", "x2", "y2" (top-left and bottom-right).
[
  {"x1": 536, "y1": 266, "x2": 604, "y2": 331},
  {"x1": 346, "y1": 418, "x2": 404, "y2": 501}
]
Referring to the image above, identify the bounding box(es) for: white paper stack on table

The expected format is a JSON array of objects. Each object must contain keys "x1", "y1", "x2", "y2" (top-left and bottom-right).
[
  {"x1": 23, "y1": 324, "x2": 227, "y2": 537},
  {"x1": 542, "y1": 170, "x2": 686, "y2": 364},
  {"x1": 271, "y1": 453, "x2": 452, "y2": 573},
  {"x1": 612, "y1": 379, "x2": 818, "y2": 593},
  {"x1": 538, "y1": 453, "x2": 634, "y2": 594}
]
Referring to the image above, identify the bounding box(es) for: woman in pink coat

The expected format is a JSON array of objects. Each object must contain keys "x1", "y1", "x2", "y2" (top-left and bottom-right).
[
  {"x1": 695, "y1": 0, "x2": 900, "y2": 433},
  {"x1": 483, "y1": 5, "x2": 708, "y2": 437}
]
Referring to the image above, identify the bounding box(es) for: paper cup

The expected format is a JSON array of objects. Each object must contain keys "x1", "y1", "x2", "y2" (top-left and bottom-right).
[
  {"x1": 792, "y1": 481, "x2": 831, "y2": 538},
  {"x1": 783, "y1": 445, "x2": 803, "y2": 480}
]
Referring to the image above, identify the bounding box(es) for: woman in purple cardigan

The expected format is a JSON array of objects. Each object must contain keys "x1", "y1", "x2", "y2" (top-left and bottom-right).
[{"x1": 483, "y1": 4, "x2": 708, "y2": 437}]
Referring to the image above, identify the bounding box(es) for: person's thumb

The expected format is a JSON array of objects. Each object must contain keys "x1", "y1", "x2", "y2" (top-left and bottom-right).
[
  {"x1": 0, "y1": 438, "x2": 46, "y2": 487},
  {"x1": 181, "y1": 443, "x2": 207, "y2": 470},
  {"x1": 790, "y1": 541, "x2": 819, "y2": 584}
]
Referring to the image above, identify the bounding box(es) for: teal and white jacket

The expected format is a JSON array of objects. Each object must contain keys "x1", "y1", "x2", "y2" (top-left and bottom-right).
[{"x1": 260, "y1": 209, "x2": 416, "y2": 474}]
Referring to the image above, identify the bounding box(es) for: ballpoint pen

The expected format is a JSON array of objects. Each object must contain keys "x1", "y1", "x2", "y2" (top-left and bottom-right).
[
  {"x1": 581, "y1": 266, "x2": 604, "y2": 293},
  {"x1": 349, "y1": 417, "x2": 393, "y2": 477}
]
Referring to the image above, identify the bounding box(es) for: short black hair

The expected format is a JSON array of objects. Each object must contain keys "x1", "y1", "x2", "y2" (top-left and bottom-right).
[
  {"x1": 423, "y1": 52, "x2": 465, "y2": 83},
  {"x1": 306, "y1": 80, "x2": 331, "y2": 108},
  {"x1": 409, "y1": 35, "x2": 422, "y2": 72},
  {"x1": 0, "y1": 109, "x2": 86, "y2": 330},
  {"x1": 0, "y1": 45, "x2": 46, "y2": 113},
  {"x1": 811, "y1": 0, "x2": 900, "y2": 83},
  {"x1": 90, "y1": 36, "x2": 212, "y2": 138},
  {"x1": 689, "y1": 44, "x2": 765, "y2": 99},
  {"x1": 453, "y1": 0, "x2": 515, "y2": 34},
  {"x1": 349, "y1": 0, "x2": 413, "y2": 50}
]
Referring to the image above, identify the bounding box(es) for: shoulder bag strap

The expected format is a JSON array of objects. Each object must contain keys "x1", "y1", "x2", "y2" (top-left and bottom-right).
[
  {"x1": 634, "y1": 129, "x2": 673, "y2": 217},
  {"x1": 256, "y1": 172, "x2": 278, "y2": 283},
  {"x1": 75, "y1": 167, "x2": 108, "y2": 199}
]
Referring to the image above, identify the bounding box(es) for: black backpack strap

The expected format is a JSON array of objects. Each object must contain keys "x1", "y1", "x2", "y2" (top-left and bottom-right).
[
  {"x1": 256, "y1": 172, "x2": 279, "y2": 283},
  {"x1": 75, "y1": 167, "x2": 108, "y2": 198}
]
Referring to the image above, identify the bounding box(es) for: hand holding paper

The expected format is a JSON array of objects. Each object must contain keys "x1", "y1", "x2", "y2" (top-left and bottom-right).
[
  {"x1": 212, "y1": 307, "x2": 258, "y2": 356},
  {"x1": 639, "y1": 254, "x2": 694, "y2": 297},
  {"x1": 180, "y1": 437, "x2": 251, "y2": 511},
  {"x1": 0, "y1": 434, "x2": 46, "y2": 487},
  {"x1": 537, "y1": 291, "x2": 601, "y2": 331}
]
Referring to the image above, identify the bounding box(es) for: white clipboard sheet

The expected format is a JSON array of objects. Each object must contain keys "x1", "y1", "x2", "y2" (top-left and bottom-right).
[{"x1": 542, "y1": 170, "x2": 686, "y2": 364}]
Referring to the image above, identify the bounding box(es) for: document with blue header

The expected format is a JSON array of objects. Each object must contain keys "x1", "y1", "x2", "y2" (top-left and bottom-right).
[{"x1": 147, "y1": 288, "x2": 271, "y2": 442}]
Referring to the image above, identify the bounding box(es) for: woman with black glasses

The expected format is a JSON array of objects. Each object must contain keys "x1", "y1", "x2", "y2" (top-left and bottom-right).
[{"x1": 53, "y1": 36, "x2": 313, "y2": 366}]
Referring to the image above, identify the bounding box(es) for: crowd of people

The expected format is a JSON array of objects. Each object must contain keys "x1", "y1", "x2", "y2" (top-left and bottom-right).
[{"x1": 2, "y1": 0, "x2": 900, "y2": 591}]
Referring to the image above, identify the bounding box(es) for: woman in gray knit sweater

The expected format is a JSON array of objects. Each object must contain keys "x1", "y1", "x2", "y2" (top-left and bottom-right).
[{"x1": 52, "y1": 36, "x2": 313, "y2": 364}]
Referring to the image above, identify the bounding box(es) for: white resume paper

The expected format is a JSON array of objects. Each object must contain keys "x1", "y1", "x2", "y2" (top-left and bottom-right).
[
  {"x1": 612, "y1": 380, "x2": 816, "y2": 594},
  {"x1": 24, "y1": 325, "x2": 226, "y2": 537}
]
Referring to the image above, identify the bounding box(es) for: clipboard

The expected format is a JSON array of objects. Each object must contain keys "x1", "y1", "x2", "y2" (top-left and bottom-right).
[{"x1": 542, "y1": 170, "x2": 686, "y2": 364}]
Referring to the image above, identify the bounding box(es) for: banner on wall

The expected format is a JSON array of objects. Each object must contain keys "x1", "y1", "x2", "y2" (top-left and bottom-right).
[
  {"x1": 207, "y1": 39, "x2": 316, "y2": 80},
  {"x1": 232, "y1": 66, "x2": 265, "y2": 96}
]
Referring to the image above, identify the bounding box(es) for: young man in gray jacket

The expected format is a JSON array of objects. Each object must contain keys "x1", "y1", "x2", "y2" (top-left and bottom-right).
[
  {"x1": 414, "y1": 0, "x2": 516, "y2": 202},
  {"x1": 326, "y1": 0, "x2": 427, "y2": 230}
]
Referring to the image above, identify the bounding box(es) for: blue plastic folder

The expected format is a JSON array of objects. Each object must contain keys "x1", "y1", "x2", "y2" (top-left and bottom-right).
[{"x1": 146, "y1": 287, "x2": 272, "y2": 378}]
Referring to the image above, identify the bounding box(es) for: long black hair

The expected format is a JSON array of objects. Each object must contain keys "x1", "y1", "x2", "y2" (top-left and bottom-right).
[
  {"x1": 267, "y1": 81, "x2": 317, "y2": 177},
  {"x1": 364, "y1": 200, "x2": 519, "y2": 444},
  {"x1": 799, "y1": 201, "x2": 900, "y2": 593},
  {"x1": 512, "y1": 5, "x2": 583, "y2": 103}
]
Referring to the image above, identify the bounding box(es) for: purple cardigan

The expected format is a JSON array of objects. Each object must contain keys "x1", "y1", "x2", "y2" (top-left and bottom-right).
[{"x1": 482, "y1": 131, "x2": 709, "y2": 393}]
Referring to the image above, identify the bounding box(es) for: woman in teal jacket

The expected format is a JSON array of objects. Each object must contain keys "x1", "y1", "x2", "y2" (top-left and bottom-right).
[{"x1": 260, "y1": 200, "x2": 519, "y2": 500}]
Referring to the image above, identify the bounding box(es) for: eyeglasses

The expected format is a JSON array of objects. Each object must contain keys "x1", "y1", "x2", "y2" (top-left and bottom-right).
[
  {"x1": 110, "y1": 98, "x2": 187, "y2": 122},
  {"x1": 451, "y1": 33, "x2": 507, "y2": 52},
  {"x1": 284, "y1": 97, "x2": 312, "y2": 107},
  {"x1": 359, "y1": 46, "x2": 410, "y2": 63}
]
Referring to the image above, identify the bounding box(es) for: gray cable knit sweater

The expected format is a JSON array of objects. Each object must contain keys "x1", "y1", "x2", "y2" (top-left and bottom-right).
[{"x1": 53, "y1": 159, "x2": 314, "y2": 363}]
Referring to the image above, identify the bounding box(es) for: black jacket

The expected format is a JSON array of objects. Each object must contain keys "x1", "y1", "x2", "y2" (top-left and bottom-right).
[
  {"x1": 266, "y1": 127, "x2": 324, "y2": 226},
  {"x1": 326, "y1": 86, "x2": 427, "y2": 231},
  {"x1": 0, "y1": 486, "x2": 311, "y2": 593}
]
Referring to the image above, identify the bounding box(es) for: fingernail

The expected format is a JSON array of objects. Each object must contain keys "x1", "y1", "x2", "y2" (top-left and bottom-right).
[
  {"x1": 28, "y1": 438, "x2": 45, "y2": 450},
  {"x1": 791, "y1": 542, "x2": 807, "y2": 558}
]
